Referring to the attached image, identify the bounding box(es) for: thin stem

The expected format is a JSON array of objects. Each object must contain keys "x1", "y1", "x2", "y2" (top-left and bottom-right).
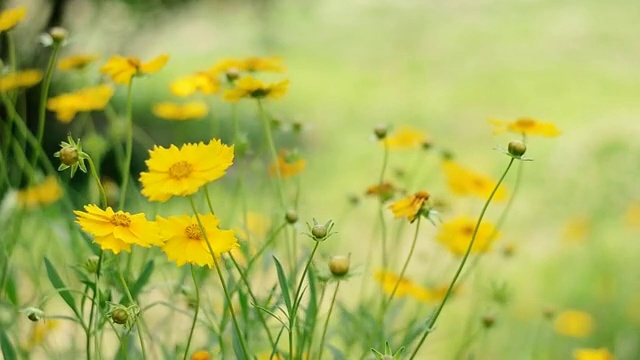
[
  {"x1": 86, "y1": 251, "x2": 104, "y2": 360},
  {"x1": 117, "y1": 257, "x2": 148, "y2": 360},
  {"x1": 378, "y1": 141, "x2": 390, "y2": 272},
  {"x1": 290, "y1": 241, "x2": 321, "y2": 359},
  {"x1": 409, "y1": 158, "x2": 515, "y2": 359},
  {"x1": 385, "y1": 216, "x2": 422, "y2": 305},
  {"x1": 317, "y1": 281, "x2": 340, "y2": 360},
  {"x1": 118, "y1": 80, "x2": 134, "y2": 209},
  {"x1": 87, "y1": 157, "x2": 108, "y2": 208},
  {"x1": 257, "y1": 99, "x2": 286, "y2": 210},
  {"x1": 183, "y1": 265, "x2": 201, "y2": 360}
]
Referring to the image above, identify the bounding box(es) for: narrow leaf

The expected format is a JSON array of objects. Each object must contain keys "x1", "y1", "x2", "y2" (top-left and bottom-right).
[
  {"x1": 0, "y1": 328, "x2": 17, "y2": 360},
  {"x1": 273, "y1": 256, "x2": 292, "y2": 313},
  {"x1": 44, "y1": 257, "x2": 79, "y2": 316},
  {"x1": 127, "y1": 260, "x2": 155, "y2": 300}
]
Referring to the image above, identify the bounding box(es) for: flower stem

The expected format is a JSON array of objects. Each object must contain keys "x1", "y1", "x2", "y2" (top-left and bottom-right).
[
  {"x1": 257, "y1": 99, "x2": 286, "y2": 210},
  {"x1": 183, "y1": 265, "x2": 201, "y2": 360},
  {"x1": 118, "y1": 80, "x2": 134, "y2": 209},
  {"x1": 87, "y1": 157, "x2": 107, "y2": 208},
  {"x1": 385, "y1": 216, "x2": 422, "y2": 306},
  {"x1": 409, "y1": 158, "x2": 514, "y2": 359},
  {"x1": 86, "y1": 251, "x2": 104, "y2": 360},
  {"x1": 290, "y1": 240, "x2": 321, "y2": 359},
  {"x1": 317, "y1": 281, "x2": 341, "y2": 360},
  {"x1": 117, "y1": 257, "x2": 148, "y2": 360},
  {"x1": 378, "y1": 141, "x2": 390, "y2": 272}
]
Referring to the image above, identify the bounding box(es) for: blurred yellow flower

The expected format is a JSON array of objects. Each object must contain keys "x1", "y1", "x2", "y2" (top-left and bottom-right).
[
  {"x1": 170, "y1": 71, "x2": 220, "y2": 97},
  {"x1": 241, "y1": 56, "x2": 286, "y2": 72},
  {"x1": 0, "y1": 6, "x2": 27, "y2": 32},
  {"x1": 489, "y1": 117, "x2": 561, "y2": 137},
  {"x1": 0, "y1": 70, "x2": 43, "y2": 92},
  {"x1": 210, "y1": 58, "x2": 244, "y2": 74},
  {"x1": 57, "y1": 54, "x2": 100, "y2": 71},
  {"x1": 573, "y1": 348, "x2": 615, "y2": 360},
  {"x1": 388, "y1": 191, "x2": 429, "y2": 221},
  {"x1": 100, "y1": 54, "x2": 169, "y2": 85},
  {"x1": 269, "y1": 149, "x2": 306, "y2": 178},
  {"x1": 152, "y1": 101, "x2": 208, "y2": 121},
  {"x1": 223, "y1": 76, "x2": 289, "y2": 102},
  {"x1": 365, "y1": 182, "x2": 398, "y2": 202},
  {"x1": 47, "y1": 84, "x2": 114, "y2": 123},
  {"x1": 157, "y1": 213, "x2": 238, "y2": 267},
  {"x1": 191, "y1": 350, "x2": 211, "y2": 360},
  {"x1": 246, "y1": 212, "x2": 271, "y2": 239},
  {"x1": 17, "y1": 175, "x2": 63, "y2": 208},
  {"x1": 562, "y1": 216, "x2": 590, "y2": 243},
  {"x1": 381, "y1": 126, "x2": 428, "y2": 150},
  {"x1": 139, "y1": 139, "x2": 234, "y2": 202},
  {"x1": 25, "y1": 319, "x2": 59, "y2": 349},
  {"x1": 374, "y1": 270, "x2": 442, "y2": 303},
  {"x1": 442, "y1": 159, "x2": 507, "y2": 201},
  {"x1": 436, "y1": 216, "x2": 499, "y2": 255},
  {"x1": 554, "y1": 310, "x2": 594, "y2": 338},
  {"x1": 625, "y1": 201, "x2": 640, "y2": 228},
  {"x1": 74, "y1": 204, "x2": 163, "y2": 254}
]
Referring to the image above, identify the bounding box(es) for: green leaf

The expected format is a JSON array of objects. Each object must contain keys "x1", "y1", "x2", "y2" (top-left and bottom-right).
[
  {"x1": 0, "y1": 328, "x2": 17, "y2": 360},
  {"x1": 299, "y1": 268, "x2": 318, "y2": 354},
  {"x1": 44, "y1": 257, "x2": 79, "y2": 316},
  {"x1": 125, "y1": 260, "x2": 155, "y2": 302},
  {"x1": 273, "y1": 256, "x2": 292, "y2": 313}
]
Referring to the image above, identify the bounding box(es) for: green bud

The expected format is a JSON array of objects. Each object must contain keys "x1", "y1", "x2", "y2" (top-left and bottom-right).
[{"x1": 507, "y1": 140, "x2": 527, "y2": 158}]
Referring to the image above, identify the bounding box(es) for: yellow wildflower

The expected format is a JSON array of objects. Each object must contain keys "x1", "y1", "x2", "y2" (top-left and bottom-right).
[
  {"x1": 382, "y1": 126, "x2": 429, "y2": 150},
  {"x1": 210, "y1": 58, "x2": 244, "y2": 74},
  {"x1": 170, "y1": 71, "x2": 220, "y2": 97},
  {"x1": 489, "y1": 117, "x2": 561, "y2": 137},
  {"x1": 223, "y1": 76, "x2": 289, "y2": 102},
  {"x1": 17, "y1": 175, "x2": 63, "y2": 208},
  {"x1": 74, "y1": 204, "x2": 163, "y2": 254},
  {"x1": 241, "y1": 56, "x2": 286, "y2": 72},
  {"x1": 436, "y1": 216, "x2": 499, "y2": 255},
  {"x1": 191, "y1": 350, "x2": 211, "y2": 360},
  {"x1": 47, "y1": 84, "x2": 114, "y2": 123},
  {"x1": 562, "y1": 216, "x2": 590, "y2": 244},
  {"x1": 625, "y1": 201, "x2": 640, "y2": 228},
  {"x1": 100, "y1": 54, "x2": 169, "y2": 85},
  {"x1": 57, "y1": 54, "x2": 100, "y2": 71},
  {"x1": 554, "y1": 310, "x2": 594, "y2": 338},
  {"x1": 157, "y1": 213, "x2": 238, "y2": 267},
  {"x1": 365, "y1": 182, "x2": 398, "y2": 202},
  {"x1": 25, "y1": 319, "x2": 59, "y2": 350},
  {"x1": 374, "y1": 270, "x2": 440, "y2": 303},
  {"x1": 0, "y1": 6, "x2": 27, "y2": 32},
  {"x1": 388, "y1": 191, "x2": 429, "y2": 221},
  {"x1": 0, "y1": 70, "x2": 43, "y2": 92},
  {"x1": 573, "y1": 348, "x2": 614, "y2": 360},
  {"x1": 442, "y1": 159, "x2": 507, "y2": 201},
  {"x1": 139, "y1": 139, "x2": 234, "y2": 202},
  {"x1": 269, "y1": 149, "x2": 306, "y2": 178},
  {"x1": 152, "y1": 101, "x2": 208, "y2": 121}
]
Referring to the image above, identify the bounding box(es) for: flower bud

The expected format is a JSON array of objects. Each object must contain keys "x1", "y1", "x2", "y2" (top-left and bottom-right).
[
  {"x1": 84, "y1": 255, "x2": 100, "y2": 274},
  {"x1": 59, "y1": 146, "x2": 79, "y2": 166},
  {"x1": 311, "y1": 224, "x2": 327, "y2": 239},
  {"x1": 481, "y1": 314, "x2": 496, "y2": 328},
  {"x1": 49, "y1": 27, "x2": 68, "y2": 43},
  {"x1": 285, "y1": 209, "x2": 298, "y2": 224},
  {"x1": 111, "y1": 308, "x2": 128, "y2": 325},
  {"x1": 226, "y1": 68, "x2": 241, "y2": 82},
  {"x1": 542, "y1": 306, "x2": 556, "y2": 320},
  {"x1": 507, "y1": 140, "x2": 527, "y2": 158},
  {"x1": 24, "y1": 307, "x2": 44, "y2": 322},
  {"x1": 374, "y1": 125, "x2": 388, "y2": 140},
  {"x1": 329, "y1": 255, "x2": 350, "y2": 277}
]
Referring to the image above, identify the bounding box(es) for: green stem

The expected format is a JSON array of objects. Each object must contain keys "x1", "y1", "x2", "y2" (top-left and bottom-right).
[
  {"x1": 385, "y1": 216, "x2": 421, "y2": 306},
  {"x1": 304, "y1": 283, "x2": 327, "y2": 356},
  {"x1": 317, "y1": 281, "x2": 340, "y2": 360},
  {"x1": 378, "y1": 142, "x2": 390, "y2": 272},
  {"x1": 290, "y1": 241, "x2": 321, "y2": 359},
  {"x1": 409, "y1": 158, "x2": 515, "y2": 359},
  {"x1": 86, "y1": 251, "x2": 104, "y2": 360},
  {"x1": 183, "y1": 265, "x2": 201, "y2": 360},
  {"x1": 118, "y1": 80, "x2": 134, "y2": 209},
  {"x1": 87, "y1": 157, "x2": 108, "y2": 208},
  {"x1": 117, "y1": 257, "x2": 148, "y2": 360},
  {"x1": 257, "y1": 99, "x2": 286, "y2": 210}
]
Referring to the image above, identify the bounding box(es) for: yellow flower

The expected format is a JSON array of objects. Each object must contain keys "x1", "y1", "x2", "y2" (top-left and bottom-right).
[
  {"x1": 152, "y1": 101, "x2": 208, "y2": 121},
  {"x1": 47, "y1": 84, "x2": 114, "y2": 123},
  {"x1": 388, "y1": 191, "x2": 429, "y2": 221},
  {"x1": 17, "y1": 175, "x2": 63, "y2": 208},
  {"x1": 562, "y1": 216, "x2": 590, "y2": 244},
  {"x1": 241, "y1": 56, "x2": 286, "y2": 72},
  {"x1": 374, "y1": 270, "x2": 439, "y2": 303},
  {"x1": 24, "y1": 319, "x2": 59, "y2": 350},
  {"x1": 442, "y1": 160, "x2": 507, "y2": 201},
  {"x1": 169, "y1": 71, "x2": 220, "y2": 97},
  {"x1": 625, "y1": 201, "x2": 640, "y2": 228},
  {"x1": 191, "y1": 350, "x2": 211, "y2": 360},
  {"x1": 436, "y1": 216, "x2": 499, "y2": 255},
  {"x1": 573, "y1": 348, "x2": 614, "y2": 360},
  {"x1": 269, "y1": 149, "x2": 306, "y2": 178},
  {"x1": 57, "y1": 54, "x2": 100, "y2": 71},
  {"x1": 489, "y1": 117, "x2": 561, "y2": 137},
  {"x1": 139, "y1": 139, "x2": 234, "y2": 202},
  {"x1": 0, "y1": 70, "x2": 43, "y2": 92},
  {"x1": 381, "y1": 126, "x2": 429, "y2": 150},
  {"x1": 100, "y1": 54, "x2": 169, "y2": 85},
  {"x1": 365, "y1": 182, "x2": 398, "y2": 203},
  {"x1": 0, "y1": 6, "x2": 27, "y2": 32},
  {"x1": 74, "y1": 204, "x2": 163, "y2": 254},
  {"x1": 157, "y1": 214, "x2": 238, "y2": 267},
  {"x1": 554, "y1": 310, "x2": 594, "y2": 338},
  {"x1": 210, "y1": 58, "x2": 245, "y2": 74},
  {"x1": 223, "y1": 76, "x2": 289, "y2": 102}
]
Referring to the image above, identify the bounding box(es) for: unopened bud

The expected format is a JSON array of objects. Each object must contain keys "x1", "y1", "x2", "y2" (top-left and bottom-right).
[
  {"x1": 49, "y1": 27, "x2": 68, "y2": 43},
  {"x1": 507, "y1": 140, "x2": 527, "y2": 158},
  {"x1": 285, "y1": 209, "x2": 298, "y2": 224},
  {"x1": 374, "y1": 125, "x2": 388, "y2": 140},
  {"x1": 84, "y1": 255, "x2": 100, "y2": 274},
  {"x1": 311, "y1": 224, "x2": 327, "y2": 239},
  {"x1": 24, "y1": 307, "x2": 44, "y2": 322},
  {"x1": 111, "y1": 308, "x2": 128, "y2": 325},
  {"x1": 59, "y1": 147, "x2": 79, "y2": 166},
  {"x1": 481, "y1": 314, "x2": 496, "y2": 328},
  {"x1": 226, "y1": 68, "x2": 241, "y2": 82},
  {"x1": 329, "y1": 255, "x2": 350, "y2": 277}
]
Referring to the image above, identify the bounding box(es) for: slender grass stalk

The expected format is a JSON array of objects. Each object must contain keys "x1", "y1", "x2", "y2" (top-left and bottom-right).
[
  {"x1": 257, "y1": 99, "x2": 286, "y2": 210},
  {"x1": 118, "y1": 80, "x2": 135, "y2": 209},
  {"x1": 117, "y1": 257, "x2": 148, "y2": 360},
  {"x1": 409, "y1": 158, "x2": 515, "y2": 359},
  {"x1": 317, "y1": 281, "x2": 341, "y2": 360},
  {"x1": 304, "y1": 282, "x2": 327, "y2": 356},
  {"x1": 86, "y1": 251, "x2": 103, "y2": 360},
  {"x1": 378, "y1": 141, "x2": 390, "y2": 272},
  {"x1": 384, "y1": 216, "x2": 422, "y2": 306},
  {"x1": 183, "y1": 265, "x2": 201, "y2": 360}
]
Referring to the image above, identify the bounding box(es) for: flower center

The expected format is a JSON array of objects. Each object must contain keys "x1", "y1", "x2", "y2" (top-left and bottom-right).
[
  {"x1": 461, "y1": 225, "x2": 475, "y2": 237},
  {"x1": 111, "y1": 213, "x2": 131, "y2": 227},
  {"x1": 250, "y1": 89, "x2": 268, "y2": 98},
  {"x1": 127, "y1": 58, "x2": 141, "y2": 70},
  {"x1": 185, "y1": 224, "x2": 203, "y2": 240},
  {"x1": 516, "y1": 118, "x2": 535, "y2": 128},
  {"x1": 168, "y1": 161, "x2": 194, "y2": 179}
]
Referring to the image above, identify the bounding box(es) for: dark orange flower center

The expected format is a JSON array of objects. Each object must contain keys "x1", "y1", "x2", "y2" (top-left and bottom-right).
[
  {"x1": 111, "y1": 213, "x2": 131, "y2": 227},
  {"x1": 185, "y1": 224, "x2": 203, "y2": 240},
  {"x1": 461, "y1": 224, "x2": 474, "y2": 237},
  {"x1": 168, "y1": 161, "x2": 194, "y2": 179},
  {"x1": 127, "y1": 58, "x2": 141, "y2": 70},
  {"x1": 515, "y1": 118, "x2": 535, "y2": 128}
]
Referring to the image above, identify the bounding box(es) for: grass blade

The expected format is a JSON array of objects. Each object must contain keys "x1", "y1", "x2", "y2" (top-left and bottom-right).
[
  {"x1": 273, "y1": 255, "x2": 292, "y2": 313},
  {"x1": 44, "y1": 257, "x2": 79, "y2": 317}
]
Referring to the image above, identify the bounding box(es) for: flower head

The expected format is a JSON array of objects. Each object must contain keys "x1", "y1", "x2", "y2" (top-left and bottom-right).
[
  {"x1": 157, "y1": 214, "x2": 238, "y2": 267},
  {"x1": 47, "y1": 84, "x2": 113, "y2": 123},
  {"x1": 17, "y1": 176, "x2": 63, "y2": 208},
  {"x1": 388, "y1": 191, "x2": 429, "y2": 221},
  {"x1": 74, "y1": 204, "x2": 163, "y2": 254},
  {"x1": 269, "y1": 149, "x2": 306, "y2": 178},
  {"x1": 100, "y1": 54, "x2": 169, "y2": 85},
  {"x1": 0, "y1": 70, "x2": 43, "y2": 92},
  {"x1": 152, "y1": 101, "x2": 208, "y2": 121},
  {"x1": 442, "y1": 160, "x2": 507, "y2": 201},
  {"x1": 436, "y1": 216, "x2": 498, "y2": 255},
  {"x1": 374, "y1": 270, "x2": 442, "y2": 303},
  {"x1": 191, "y1": 350, "x2": 212, "y2": 360},
  {"x1": 489, "y1": 117, "x2": 561, "y2": 137},
  {"x1": 53, "y1": 135, "x2": 90, "y2": 177},
  {"x1": 170, "y1": 71, "x2": 220, "y2": 97},
  {"x1": 381, "y1": 126, "x2": 429, "y2": 150},
  {"x1": 554, "y1": 310, "x2": 594, "y2": 338},
  {"x1": 365, "y1": 182, "x2": 398, "y2": 203},
  {"x1": 223, "y1": 76, "x2": 289, "y2": 102},
  {"x1": 57, "y1": 54, "x2": 100, "y2": 71},
  {"x1": 0, "y1": 6, "x2": 27, "y2": 32},
  {"x1": 573, "y1": 348, "x2": 615, "y2": 360},
  {"x1": 139, "y1": 139, "x2": 234, "y2": 202},
  {"x1": 241, "y1": 56, "x2": 286, "y2": 73}
]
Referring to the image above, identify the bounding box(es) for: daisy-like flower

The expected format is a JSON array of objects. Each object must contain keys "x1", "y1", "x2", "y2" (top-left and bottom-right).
[
  {"x1": 169, "y1": 71, "x2": 220, "y2": 97},
  {"x1": 388, "y1": 191, "x2": 429, "y2": 221},
  {"x1": 17, "y1": 176, "x2": 63, "y2": 208},
  {"x1": 374, "y1": 270, "x2": 441, "y2": 303},
  {"x1": 365, "y1": 182, "x2": 398, "y2": 202},
  {"x1": 554, "y1": 310, "x2": 594, "y2": 338},
  {"x1": 191, "y1": 350, "x2": 212, "y2": 360},
  {"x1": 269, "y1": 149, "x2": 306, "y2": 178},
  {"x1": 152, "y1": 101, "x2": 208, "y2": 121},
  {"x1": 57, "y1": 54, "x2": 100, "y2": 71},
  {"x1": 573, "y1": 348, "x2": 615, "y2": 360},
  {"x1": 74, "y1": 204, "x2": 163, "y2": 254},
  {"x1": 489, "y1": 117, "x2": 561, "y2": 137},
  {"x1": 47, "y1": 84, "x2": 114, "y2": 123},
  {"x1": 436, "y1": 216, "x2": 498, "y2": 255},
  {"x1": 0, "y1": 70, "x2": 43, "y2": 92},
  {"x1": 222, "y1": 76, "x2": 289, "y2": 102},
  {"x1": 0, "y1": 6, "x2": 27, "y2": 32},
  {"x1": 241, "y1": 56, "x2": 286, "y2": 73},
  {"x1": 381, "y1": 126, "x2": 429, "y2": 150},
  {"x1": 157, "y1": 214, "x2": 238, "y2": 267},
  {"x1": 100, "y1": 54, "x2": 169, "y2": 85},
  {"x1": 442, "y1": 159, "x2": 507, "y2": 201},
  {"x1": 139, "y1": 139, "x2": 234, "y2": 202}
]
